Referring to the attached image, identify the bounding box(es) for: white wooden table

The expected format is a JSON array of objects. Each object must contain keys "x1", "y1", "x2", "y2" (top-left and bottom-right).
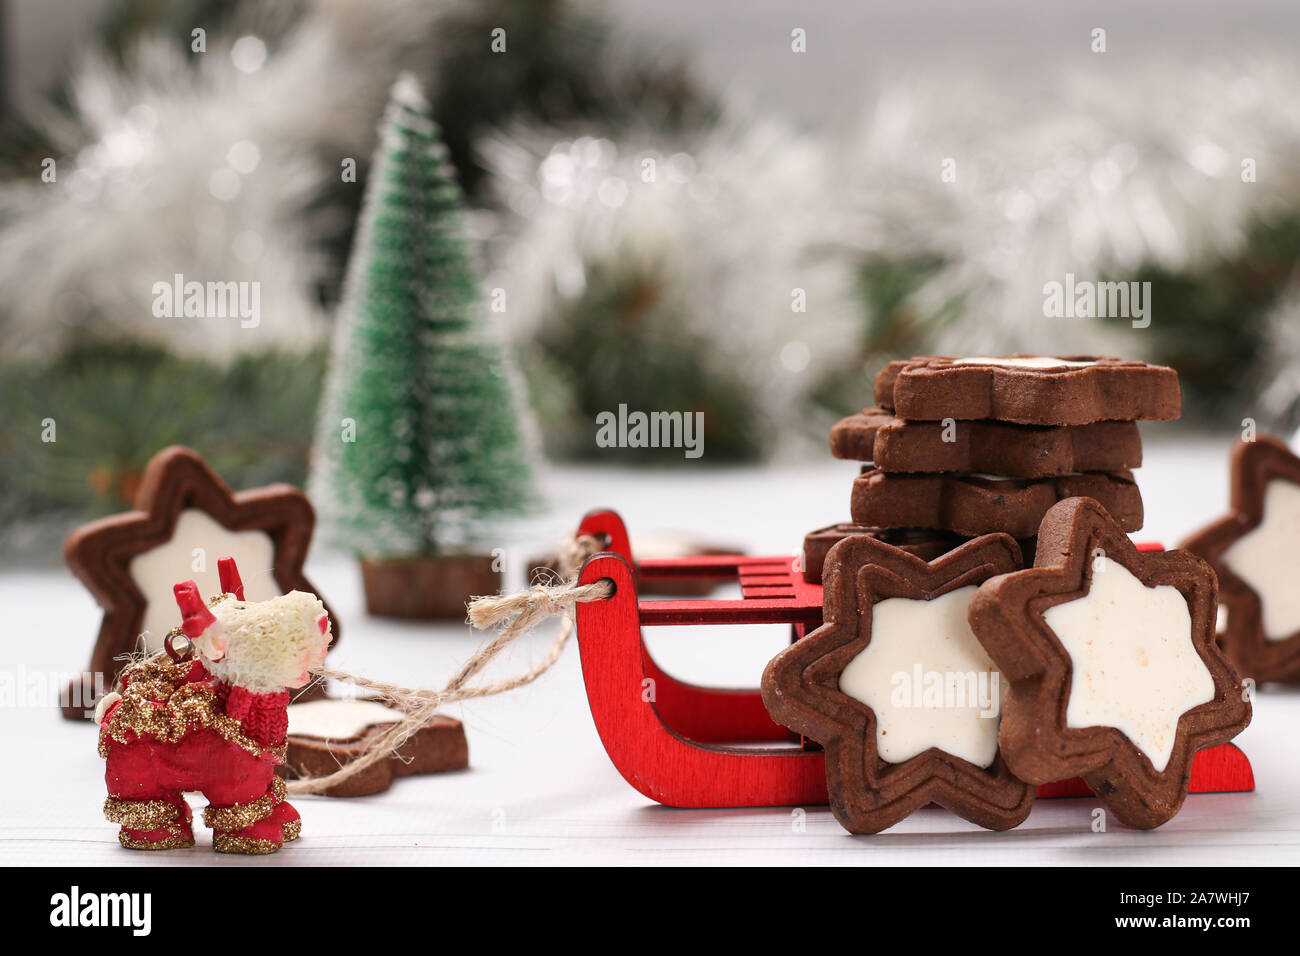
[{"x1": 3, "y1": 439, "x2": 1297, "y2": 866}]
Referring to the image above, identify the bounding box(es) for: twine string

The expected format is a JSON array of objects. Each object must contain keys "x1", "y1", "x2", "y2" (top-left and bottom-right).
[{"x1": 285, "y1": 534, "x2": 610, "y2": 795}]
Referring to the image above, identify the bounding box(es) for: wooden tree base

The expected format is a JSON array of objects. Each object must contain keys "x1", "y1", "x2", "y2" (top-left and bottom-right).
[{"x1": 360, "y1": 555, "x2": 501, "y2": 619}]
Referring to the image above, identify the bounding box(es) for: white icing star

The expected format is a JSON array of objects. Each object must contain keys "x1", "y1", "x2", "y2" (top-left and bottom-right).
[
  {"x1": 287, "y1": 699, "x2": 399, "y2": 740},
  {"x1": 839, "y1": 586, "x2": 1003, "y2": 768},
  {"x1": 952, "y1": 356, "x2": 1095, "y2": 369},
  {"x1": 1043, "y1": 556, "x2": 1214, "y2": 773},
  {"x1": 129, "y1": 509, "x2": 279, "y2": 652},
  {"x1": 1221, "y1": 478, "x2": 1300, "y2": 642}
]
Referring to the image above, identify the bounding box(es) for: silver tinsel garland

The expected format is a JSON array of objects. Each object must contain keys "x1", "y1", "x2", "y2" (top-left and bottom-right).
[
  {"x1": 5, "y1": 5, "x2": 1300, "y2": 427},
  {"x1": 0, "y1": 0, "x2": 457, "y2": 361},
  {"x1": 479, "y1": 115, "x2": 862, "y2": 441},
  {"x1": 841, "y1": 61, "x2": 1300, "y2": 360},
  {"x1": 483, "y1": 57, "x2": 1300, "y2": 434}
]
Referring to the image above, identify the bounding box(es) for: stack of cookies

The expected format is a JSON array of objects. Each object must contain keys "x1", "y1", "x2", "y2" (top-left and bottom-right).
[{"x1": 802, "y1": 355, "x2": 1182, "y2": 582}]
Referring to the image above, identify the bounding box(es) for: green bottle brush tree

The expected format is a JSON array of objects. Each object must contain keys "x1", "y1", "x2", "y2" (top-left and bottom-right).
[{"x1": 310, "y1": 73, "x2": 534, "y2": 618}]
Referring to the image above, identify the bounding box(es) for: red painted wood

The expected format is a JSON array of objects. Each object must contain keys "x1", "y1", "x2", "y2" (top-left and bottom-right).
[
  {"x1": 576, "y1": 510, "x2": 801, "y2": 743},
  {"x1": 575, "y1": 553, "x2": 827, "y2": 807},
  {"x1": 641, "y1": 650, "x2": 793, "y2": 744},
  {"x1": 642, "y1": 554, "x2": 785, "y2": 579},
  {"x1": 577, "y1": 509, "x2": 635, "y2": 570},
  {"x1": 1034, "y1": 744, "x2": 1254, "y2": 798},
  {"x1": 1187, "y1": 740, "x2": 1255, "y2": 793},
  {"x1": 638, "y1": 599, "x2": 824, "y2": 626},
  {"x1": 570, "y1": 509, "x2": 1253, "y2": 808}
]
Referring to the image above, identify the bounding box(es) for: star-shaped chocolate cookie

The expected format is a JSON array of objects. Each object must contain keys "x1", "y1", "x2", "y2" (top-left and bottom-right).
[
  {"x1": 761, "y1": 534, "x2": 1034, "y2": 834},
  {"x1": 873, "y1": 355, "x2": 1181, "y2": 425},
  {"x1": 62, "y1": 445, "x2": 338, "y2": 719},
  {"x1": 1181, "y1": 435, "x2": 1300, "y2": 682},
  {"x1": 968, "y1": 497, "x2": 1251, "y2": 829}
]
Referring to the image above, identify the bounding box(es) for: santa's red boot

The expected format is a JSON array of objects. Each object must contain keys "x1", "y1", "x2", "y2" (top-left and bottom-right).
[{"x1": 104, "y1": 793, "x2": 194, "y2": 850}]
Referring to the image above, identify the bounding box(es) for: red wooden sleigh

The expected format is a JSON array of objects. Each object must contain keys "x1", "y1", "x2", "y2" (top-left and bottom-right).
[{"x1": 570, "y1": 508, "x2": 1255, "y2": 808}]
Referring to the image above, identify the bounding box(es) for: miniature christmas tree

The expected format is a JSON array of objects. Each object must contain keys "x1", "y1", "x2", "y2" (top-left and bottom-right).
[{"x1": 311, "y1": 74, "x2": 533, "y2": 615}]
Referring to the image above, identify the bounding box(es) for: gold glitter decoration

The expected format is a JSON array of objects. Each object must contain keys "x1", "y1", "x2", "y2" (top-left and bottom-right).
[
  {"x1": 281, "y1": 819, "x2": 301, "y2": 843},
  {"x1": 213, "y1": 833, "x2": 282, "y2": 855},
  {"x1": 97, "y1": 651, "x2": 278, "y2": 761},
  {"x1": 203, "y1": 777, "x2": 286, "y2": 831},
  {"x1": 119, "y1": 830, "x2": 194, "y2": 850},
  {"x1": 103, "y1": 796, "x2": 179, "y2": 830}
]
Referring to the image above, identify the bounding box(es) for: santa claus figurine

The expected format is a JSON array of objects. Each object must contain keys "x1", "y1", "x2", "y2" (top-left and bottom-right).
[{"x1": 96, "y1": 557, "x2": 332, "y2": 854}]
